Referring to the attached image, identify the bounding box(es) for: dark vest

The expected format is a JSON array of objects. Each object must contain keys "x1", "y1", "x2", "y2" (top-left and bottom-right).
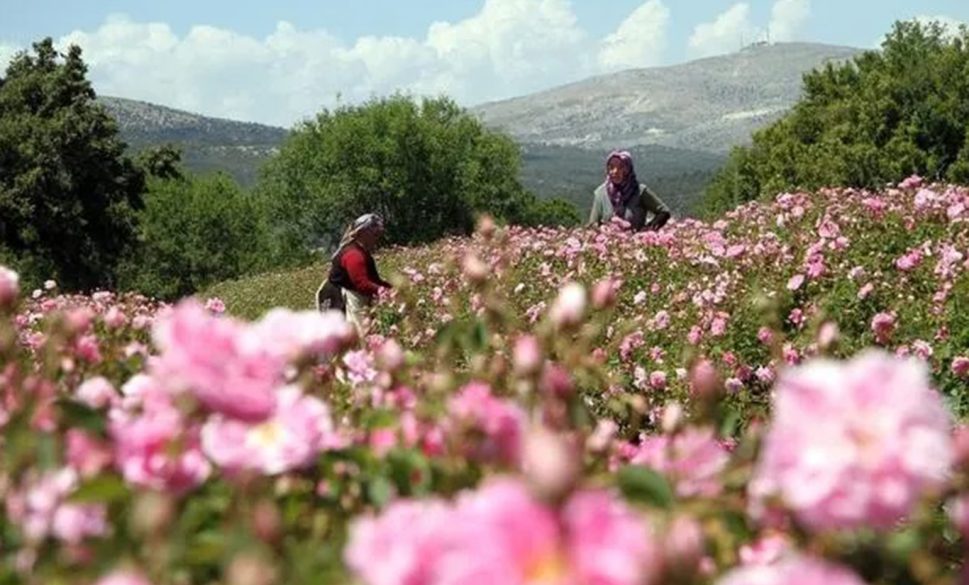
[
  {"x1": 327, "y1": 243, "x2": 381, "y2": 296},
  {"x1": 317, "y1": 243, "x2": 381, "y2": 313}
]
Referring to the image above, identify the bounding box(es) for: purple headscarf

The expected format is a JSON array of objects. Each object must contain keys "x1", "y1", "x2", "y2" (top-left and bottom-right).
[{"x1": 605, "y1": 150, "x2": 639, "y2": 217}]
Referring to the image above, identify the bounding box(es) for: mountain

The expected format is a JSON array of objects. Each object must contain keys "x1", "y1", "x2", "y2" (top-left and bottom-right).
[
  {"x1": 97, "y1": 96, "x2": 289, "y2": 186},
  {"x1": 472, "y1": 42, "x2": 864, "y2": 154},
  {"x1": 97, "y1": 42, "x2": 865, "y2": 213}
]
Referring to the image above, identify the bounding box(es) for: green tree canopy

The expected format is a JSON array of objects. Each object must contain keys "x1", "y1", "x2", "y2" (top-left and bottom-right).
[
  {"x1": 120, "y1": 172, "x2": 272, "y2": 300},
  {"x1": 518, "y1": 197, "x2": 582, "y2": 228},
  {"x1": 136, "y1": 144, "x2": 185, "y2": 181},
  {"x1": 0, "y1": 38, "x2": 144, "y2": 289},
  {"x1": 259, "y1": 94, "x2": 542, "y2": 257},
  {"x1": 703, "y1": 20, "x2": 969, "y2": 215}
]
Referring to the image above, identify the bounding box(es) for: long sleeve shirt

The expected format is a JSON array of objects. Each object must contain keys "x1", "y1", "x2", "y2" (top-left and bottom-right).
[
  {"x1": 341, "y1": 247, "x2": 383, "y2": 296},
  {"x1": 588, "y1": 182, "x2": 671, "y2": 230},
  {"x1": 327, "y1": 244, "x2": 391, "y2": 299}
]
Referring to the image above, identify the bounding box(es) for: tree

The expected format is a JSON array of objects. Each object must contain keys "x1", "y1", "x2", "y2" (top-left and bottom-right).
[
  {"x1": 120, "y1": 173, "x2": 272, "y2": 300},
  {"x1": 258, "y1": 94, "x2": 534, "y2": 257},
  {"x1": 519, "y1": 198, "x2": 582, "y2": 227},
  {"x1": 136, "y1": 144, "x2": 185, "y2": 181},
  {"x1": 702, "y1": 20, "x2": 969, "y2": 215},
  {"x1": 0, "y1": 38, "x2": 144, "y2": 289}
]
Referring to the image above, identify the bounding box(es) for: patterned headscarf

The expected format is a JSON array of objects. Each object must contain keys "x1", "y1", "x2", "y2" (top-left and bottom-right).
[
  {"x1": 332, "y1": 213, "x2": 385, "y2": 259},
  {"x1": 605, "y1": 150, "x2": 639, "y2": 217}
]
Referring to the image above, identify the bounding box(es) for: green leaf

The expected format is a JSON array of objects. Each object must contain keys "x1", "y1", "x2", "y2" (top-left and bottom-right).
[
  {"x1": 55, "y1": 398, "x2": 107, "y2": 434},
  {"x1": 366, "y1": 476, "x2": 395, "y2": 508},
  {"x1": 68, "y1": 475, "x2": 130, "y2": 504},
  {"x1": 387, "y1": 449, "x2": 432, "y2": 496},
  {"x1": 184, "y1": 530, "x2": 227, "y2": 565},
  {"x1": 719, "y1": 405, "x2": 741, "y2": 439},
  {"x1": 36, "y1": 433, "x2": 59, "y2": 470},
  {"x1": 617, "y1": 465, "x2": 674, "y2": 509},
  {"x1": 886, "y1": 528, "x2": 922, "y2": 562},
  {"x1": 361, "y1": 409, "x2": 397, "y2": 430},
  {"x1": 469, "y1": 321, "x2": 488, "y2": 352}
]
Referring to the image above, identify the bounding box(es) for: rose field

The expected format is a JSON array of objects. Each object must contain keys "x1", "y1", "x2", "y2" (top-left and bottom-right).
[{"x1": 4, "y1": 177, "x2": 969, "y2": 584}]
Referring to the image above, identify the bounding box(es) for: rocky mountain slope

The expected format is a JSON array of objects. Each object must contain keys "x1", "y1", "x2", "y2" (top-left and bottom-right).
[{"x1": 472, "y1": 42, "x2": 863, "y2": 153}]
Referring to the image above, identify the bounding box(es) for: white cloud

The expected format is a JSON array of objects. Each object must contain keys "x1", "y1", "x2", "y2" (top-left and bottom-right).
[
  {"x1": 599, "y1": 0, "x2": 670, "y2": 72},
  {"x1": 870, "y1": 15, "x2": 968, "y2": 48},
  {"x1": 688, "y1": 3, "x2": 754, "y2": 59},
  {"x1": 426, "y1": 0, "x2": 587, "y2": 91},
  {"x1": 913, "y1": 15, "x2": 966, "y2": 36},
  {"x1": 0, "y1": 0, "x2": 677, "y2": 126},
  {"x1": 688, "y1": 0, "x2": 812, "y2": 58},
  {"x1": 0, "y1": 43, "x2": 19, "y2": 70},
  {"x1": 769, "y1": 0, "x2": 810, "y2": 42}
]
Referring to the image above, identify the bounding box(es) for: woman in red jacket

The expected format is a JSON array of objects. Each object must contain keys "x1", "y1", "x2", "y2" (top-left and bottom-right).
[{"x1": 316, "y1": 213, "x2": 392, "y2": 335}]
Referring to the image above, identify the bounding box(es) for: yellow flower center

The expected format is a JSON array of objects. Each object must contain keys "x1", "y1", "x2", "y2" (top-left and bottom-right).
[
  {"x1": 525, "y1": 551, "x2": 568, "y2": 583},
  {"x1": 250, "y1": 420, "x2": 283, "y2": 448}
]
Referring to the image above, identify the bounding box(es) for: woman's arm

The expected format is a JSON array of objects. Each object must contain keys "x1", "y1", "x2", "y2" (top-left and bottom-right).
[
  {"x1": 341, "y1": 247, "x2": 383, "y2": 296},
  {"x1": 588, "y1": 189, "x2": 603, "y2": 226},
  {"x1": 640, "y1": 184, "x2": 671, "y2": 231}
]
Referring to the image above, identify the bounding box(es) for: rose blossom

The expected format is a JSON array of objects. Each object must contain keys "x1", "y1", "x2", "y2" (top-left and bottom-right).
[{"x1": 751, "y1": 350, "x2": 953, "y2": 531}]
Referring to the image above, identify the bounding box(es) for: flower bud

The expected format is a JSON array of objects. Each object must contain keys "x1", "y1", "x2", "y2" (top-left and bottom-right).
[
  {"x1": 665, "y1": 516, "x2": 705, "y2": 573},
  {"x1": 871, "y1": 312, "x2": 896, "y2": 344},
  {"x1": 95, "y1": 570, "x2": 153, "y2": 585},
  {"x1": 376, "y1": 339, "x2": 405, "y2": 372},
  {"x1": 103, "y1": 307, "x2": 128, "y2": 329},
  {"x1": 540, "y1": 364, "x2": 573, "y2": 399},
  {"x1": 252, "y1": 500, "x2": 282, "y2": 544},
  {"x1": 204, "y1": 297, "x2": 226, "y2": 314},
  {"x1": 523, "y1": 426, "x2": 578, "y2": 501},
  {"x1": 549, "y1": 282, "x2": 586, "y2": 329},
  {"x1": 817, "y1": 321, "x2": 839, "y2": 350},
  {"x1": 661, "y1": 402, "x2": 683, "y2": 434},
  {"x1": 587, "y1": 419, "x2": 618, "y2": 453},
  {"x1": 0, "y1": 266, "x2": 19, "y2": 308},
  {"x1": 513, "y1": 335, "x2": 543, "y2": 376},
  {"x1": 462, "y1": 253, "x2": 489, "y2": 284},
  {"x1": 738, "y1": 534, "x2": 790, "y2": 566},
  {"x1": 689, "y1": 359, "x2": 720, "y2": 400},
  {"x1": 66, "y1": 308, "x2": 95, "y2": 336},
  {"x1": 591, "y1": 278, "x2": 619, "y2": 309},
  {"x1": 226, "y1": 552, "x2": 277, "y2": 585},
  {"x1": 130, "y1": 492, "x2": 175, "y2": 536},
  {"x1": 952, "y1": 356, "x2": 969, "y2": 379},
  {"x1": 953, "y1": 424, "x2": 969, "y2": 469},
  {"x1": 476, "y1": 214, "x2": 497, "y2": 239}
]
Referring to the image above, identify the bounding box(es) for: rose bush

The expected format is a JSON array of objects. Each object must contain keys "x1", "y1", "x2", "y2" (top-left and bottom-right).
[{"x1": 1, "y1": 179, "x2": 968, "y2": 583}]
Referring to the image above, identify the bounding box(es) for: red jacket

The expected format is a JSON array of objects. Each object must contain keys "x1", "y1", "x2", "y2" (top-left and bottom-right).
[{"x1": 327, "y1": 243, "x2": 391, "y2": 299}]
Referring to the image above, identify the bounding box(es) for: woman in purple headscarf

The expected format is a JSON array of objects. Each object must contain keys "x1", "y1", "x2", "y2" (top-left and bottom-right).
[{"x1": 588, "y1": 150, "x2": 671, "y2": 231}]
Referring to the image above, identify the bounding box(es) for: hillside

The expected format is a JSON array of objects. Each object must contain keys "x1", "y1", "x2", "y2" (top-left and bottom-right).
[
  {"x1": 97, "y1": 96, "x2": 288, "y2": 185},
  {"x1": 98, "y1": 96, "x2": 288, "y2": 146},
  {"x1": 97, "y1": 43, "x2": 863, "y2": 211},
  {"x1": 8, "y1": 177, "x2": 969, "y2": 583},
  {"x1": 473, "y1": 42, "x2": 863, "y2": 154},
  {"x1": 206, "y1": 177, "x2": 969, "y2": 421}
]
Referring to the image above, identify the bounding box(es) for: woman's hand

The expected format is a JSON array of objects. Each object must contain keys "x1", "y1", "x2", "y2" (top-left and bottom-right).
[{"x1": 644, "y1": 211, "x2": 671, "y2": 231}]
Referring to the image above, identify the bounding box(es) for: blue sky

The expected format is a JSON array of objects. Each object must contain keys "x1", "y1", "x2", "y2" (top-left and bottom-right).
[{"x1": 1, "y1": 0, "x2": 966, "y2": 126}]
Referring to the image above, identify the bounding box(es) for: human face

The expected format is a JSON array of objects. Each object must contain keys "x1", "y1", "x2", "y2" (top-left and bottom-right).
[
  {"x1": 358, "y1": 225, "x2": 383, "y2": 249},
  {"x1": 607, "y1": 157, "x2": 629, "y2": 184}
]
